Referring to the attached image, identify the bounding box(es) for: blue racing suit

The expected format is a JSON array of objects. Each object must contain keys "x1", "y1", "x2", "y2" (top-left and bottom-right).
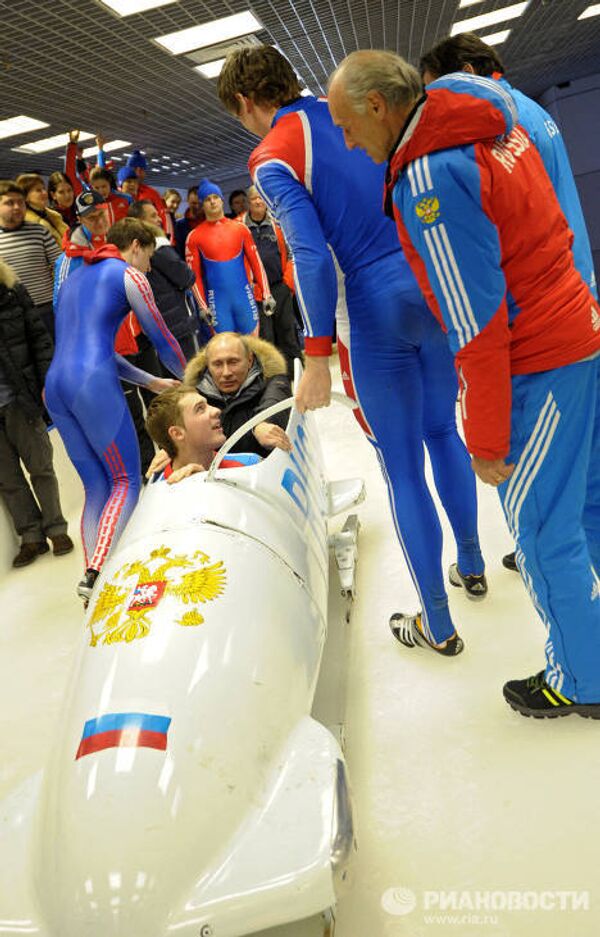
[
  {"x1": 45, "y1": 246, "x2": 186, "y2": 574},
  {"x1": 250, "y1": 95, "x2": 485, "y2": 643}
]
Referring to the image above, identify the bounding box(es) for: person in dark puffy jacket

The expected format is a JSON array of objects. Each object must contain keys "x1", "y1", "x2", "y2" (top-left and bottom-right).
[
  {"x1": 184, "y1": 332, "x2": 292, "y2": 457},
  {"x1": 128, "y1": 200, "x2": 205, "y2": 362},
  {"x1": 0, "y1": 259, "x2": 73, "y2": 567}
]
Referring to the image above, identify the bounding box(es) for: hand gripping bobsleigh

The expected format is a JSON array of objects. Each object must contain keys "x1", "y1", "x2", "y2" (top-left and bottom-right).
[{"x1": 0, "y1": 395, "x2": 365, "y2": 937}]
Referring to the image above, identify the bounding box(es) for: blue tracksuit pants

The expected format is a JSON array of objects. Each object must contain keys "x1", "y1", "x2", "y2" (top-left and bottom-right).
[{"x1": 498, "y1": 355, "x2": 600, "y2": 701}]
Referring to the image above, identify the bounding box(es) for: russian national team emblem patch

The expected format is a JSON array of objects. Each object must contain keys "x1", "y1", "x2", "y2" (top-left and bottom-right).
[
  {"x1": 415, "y1": 196, "x2": 440, "y2": 224},
  {"x1": 75, "y1": 712, "x2": 171, "y2": 759}
]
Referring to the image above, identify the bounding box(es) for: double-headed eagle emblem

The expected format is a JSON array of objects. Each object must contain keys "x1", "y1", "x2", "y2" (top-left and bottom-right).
[{"x1": 87, "y1": 546, "x2": 226, "y2": 647}]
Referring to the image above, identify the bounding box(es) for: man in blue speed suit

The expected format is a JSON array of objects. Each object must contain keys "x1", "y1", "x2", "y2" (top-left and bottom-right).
[
  {"x1": 217, "y1": 45, "x2": 487, "y2": 656},
  {"x1": 45, "y1": 217, "x2": 186, "y2": 601}
]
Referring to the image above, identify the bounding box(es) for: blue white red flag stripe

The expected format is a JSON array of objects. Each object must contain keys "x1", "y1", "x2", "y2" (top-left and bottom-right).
[{"x1": 76, "y1": 712, "x2": 171, "y2": 760}]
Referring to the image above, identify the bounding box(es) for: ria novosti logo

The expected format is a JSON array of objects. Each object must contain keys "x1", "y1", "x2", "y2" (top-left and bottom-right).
[{"x1": 381, "y1": 887, "x2": 590, "y2": 917}]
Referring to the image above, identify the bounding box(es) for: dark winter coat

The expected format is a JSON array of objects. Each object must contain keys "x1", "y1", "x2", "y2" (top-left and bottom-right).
[
  {"x1": 0, "y1": 260, "x2": 54, "y2": 419},
  {"x1": 146, "y1": 235, "x2": 197, "y2": 341},
  {"x1": 184, "y1": 337, "x2": 291, "y2": 457}
]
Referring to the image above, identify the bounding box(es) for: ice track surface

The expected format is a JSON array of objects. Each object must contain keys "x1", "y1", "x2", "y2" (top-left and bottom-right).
[{"x1": 1, "y1": 356, "x2": 599, "y2": 937}]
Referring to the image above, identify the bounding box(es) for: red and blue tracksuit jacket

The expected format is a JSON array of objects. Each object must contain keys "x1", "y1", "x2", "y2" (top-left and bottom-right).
[
  {"x1": 185, "y1": 218, "x2": 269, "y2": 334},
  {"x1": 385, "y1": 72, "x2": 600, "y2": 461},
  {"x1": 494, "y1": 75, "x2": 596, "y2": 299},
  {"x1": 45, "y1": 245, "x2": 186, "y2": 573}
]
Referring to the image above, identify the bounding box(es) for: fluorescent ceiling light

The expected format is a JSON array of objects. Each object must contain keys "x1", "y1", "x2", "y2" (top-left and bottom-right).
[
  {"x1": 99, "y1": 0, "x2": 176, "y2": 16},
  {"x1": 459, "y1": 0, "x2": 483, "y2": 5},
  {"x1": 12, "y1": 131, "x2": 94, "y2": 154},
  {"x1": 194, "y1": 58, "x2": 226, "y2": 79},
  {"x1": 155, "y1": 11, "x2": 262, "y2": 55},
  {"x1": 0, "y1": 115, "x2": 49, "y2": 141},
  {"x1": 81, "y1": 139, "x2": 131, "y2": 157},
  {"x1": 579, "y1": 4, "x2": 600, "y2": 18},
  {"x1": 479, "y1": 28, "x2": 511, "y2": 44},
  {"x1": 451, "y1": 1, "x2": 528, "y2": 35}
]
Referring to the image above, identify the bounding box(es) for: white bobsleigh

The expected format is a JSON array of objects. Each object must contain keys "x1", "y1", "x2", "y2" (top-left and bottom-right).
[{"x1": 0, "y1": 398, "x2": 364, "y2": 937}]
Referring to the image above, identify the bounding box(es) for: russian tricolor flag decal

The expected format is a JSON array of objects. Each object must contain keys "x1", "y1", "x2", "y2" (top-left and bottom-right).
[{"x1": 75, "y1": 712, "x2": 171, "y2": 760}]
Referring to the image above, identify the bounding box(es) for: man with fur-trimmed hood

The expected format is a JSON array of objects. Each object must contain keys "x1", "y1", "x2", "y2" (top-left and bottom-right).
[{"x1": 184, "y1": 332, "x2": 292, "y2": 457}]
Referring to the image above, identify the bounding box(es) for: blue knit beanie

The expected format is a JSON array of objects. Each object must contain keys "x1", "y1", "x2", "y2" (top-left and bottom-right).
[
  {"x1": 197, "y1": 178, "x2": 223, "y2": 202},
  {"x1": 127, "y1": 149, "x2": 147, "y2": 170},
  {"x1": 117, "y1": 166, "x2": 137, "y2": 185}
]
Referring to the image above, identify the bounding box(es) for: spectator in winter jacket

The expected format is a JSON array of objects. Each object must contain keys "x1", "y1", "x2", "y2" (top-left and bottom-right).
[
  {"x1": 0, "y1": 258, "x2": 73, "y2": 568},
  {"x1": 126, "y1": 149, "x2": 168, "y2": 229},
  {"x1": 128, "y1": 199, "x2": 200, "y2": 361},
  {"x1": 174, "y1": 186, "x2": 204, "y2": 258},
  {"x1": 184, "y1": 332, "x2": 292, "y2": 456},
  {"x1": 15, "y1": 173, "x2": 68, "y2": 247}
]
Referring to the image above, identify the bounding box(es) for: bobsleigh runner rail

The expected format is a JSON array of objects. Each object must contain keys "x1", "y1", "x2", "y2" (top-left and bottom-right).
[{"x1": 0, "y1": 391, "x2": 365, "y2": 937}]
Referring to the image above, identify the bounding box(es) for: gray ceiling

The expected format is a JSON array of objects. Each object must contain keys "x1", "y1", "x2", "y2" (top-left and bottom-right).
[{"x1": 1, "y1": 0, "x2": 599, "y2": 193}]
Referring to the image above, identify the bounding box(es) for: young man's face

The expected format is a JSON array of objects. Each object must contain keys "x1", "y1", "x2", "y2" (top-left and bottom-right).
[
  {"x1": 203, "y1": 194, "x2": 224, "y2": 222},
  {"x1": 91, "y1": 177, "x2": 111, "y2": 200},
  {"x1": 207, "y1": 337, "x2": 252, "y2": 394},
  {"x1": 125, "y1": 239, "x2": 154, "y2": 273},
  {"x1": 0, "y1": 192, "x2": 26, "y2": 229},
  {"x1": 234, "y1": 95, "x2": 274, "y2": 139},
  {"x1": 178, "y1": 393, "x2": 225, "y2": 452},
  {"x1": 81, "y1": 207, "x2": 109, "y2": 238}
]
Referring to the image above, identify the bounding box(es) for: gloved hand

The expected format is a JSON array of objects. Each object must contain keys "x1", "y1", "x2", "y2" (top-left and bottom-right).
[{"x1": 263, "y1": 295, "x2": 277, "y2": 317}]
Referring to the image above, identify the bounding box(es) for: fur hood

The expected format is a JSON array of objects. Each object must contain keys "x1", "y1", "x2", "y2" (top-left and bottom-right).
[
  {"x1": 0, "y1": 258, "x2": 19, "y2": 290},
  {"x1": 184, "y1": 336, "x2": 287, "y2": 387}
]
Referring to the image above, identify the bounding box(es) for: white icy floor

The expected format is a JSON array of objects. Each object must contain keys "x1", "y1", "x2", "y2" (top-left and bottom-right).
[{"x1": 1, "y1": 359, "x2": 598, "y2": 937}]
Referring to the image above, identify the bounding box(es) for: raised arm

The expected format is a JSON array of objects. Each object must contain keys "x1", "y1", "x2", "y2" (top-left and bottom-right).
[{"x1": 123, "y1": 267, "x2": 186, "y2": 378}]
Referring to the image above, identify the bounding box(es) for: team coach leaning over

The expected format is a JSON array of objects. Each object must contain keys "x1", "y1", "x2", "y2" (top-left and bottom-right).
[{"x1": 328, "y1": 50, "x2": 600, "y2": 719}]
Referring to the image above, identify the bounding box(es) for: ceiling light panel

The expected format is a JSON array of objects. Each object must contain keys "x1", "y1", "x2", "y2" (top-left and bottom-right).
[
  {"x1": 81, "y1": 139, "x2": 131, "y2": 157},
  {"x1": 155, "y1": 11, "x2": 263, "y2": 55},
  {"x1": 479, "y1": 29, "x2": 511, "y2": 45},
  {"x1": 451, "y1": 1, "x2": 528, "y2": 35},
  {"x1": 0, "y1": 115, "x2": 49, "y2": 141},
  {"x1": 99, "y1": 0, "x2": 177, "y2": 16},
  {"x1": 578, "y1": 4, "x2": 600, "y2": 18},
  {"x1": 194, "y1": 58, "x2": 226, "y2": 79},
  {"x1": 12, "y1": 131, "x2": 94, "y2": 154},
  {"x1": 459, "y1": 0, "x2": 484, "y2": 6}
]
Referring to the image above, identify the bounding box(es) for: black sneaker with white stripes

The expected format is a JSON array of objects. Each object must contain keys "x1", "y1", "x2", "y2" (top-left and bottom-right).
[
  {"x1": 389, "y1": 612, "x2": 464, "y2": 656},
  {"x1": 448, "y1": 563, "x2": 488, "y2": 600}
]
